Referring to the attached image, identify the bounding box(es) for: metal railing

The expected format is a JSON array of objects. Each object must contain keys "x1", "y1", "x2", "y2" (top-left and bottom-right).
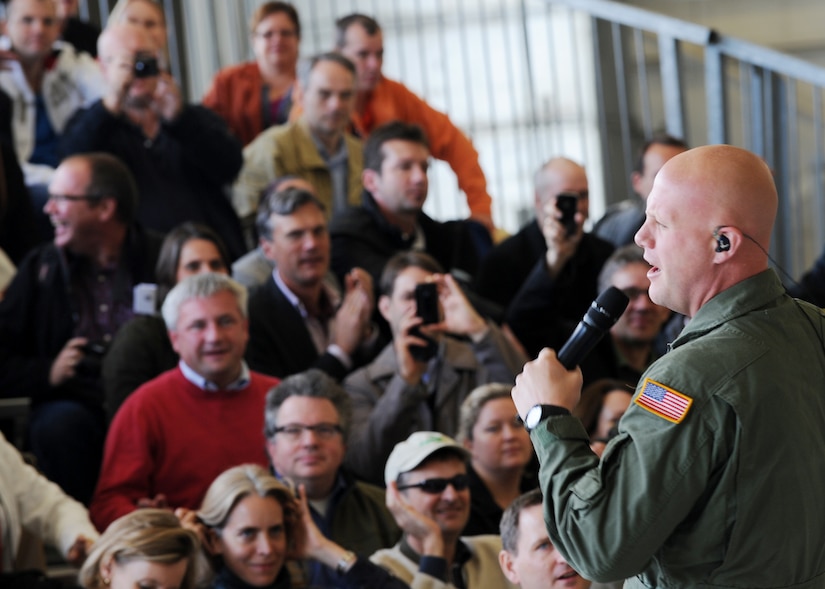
[
  {"x1": 78, "y1": 0, "x2": 825, "y2": 277},
  {"x1": 561, "y1": 0, "x2": 825, "y2": 280}
]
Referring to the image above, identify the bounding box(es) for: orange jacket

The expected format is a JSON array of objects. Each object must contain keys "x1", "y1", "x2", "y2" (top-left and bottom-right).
[
  {"x1": 291, "y1": 76, "x2": 492, "y2": 218},
  {"x1": 355, "y1": 77, "x2": 491, "y2": 218},
  {"x1": 202, "y1": 61, "x2": 292, "y2": 147}
]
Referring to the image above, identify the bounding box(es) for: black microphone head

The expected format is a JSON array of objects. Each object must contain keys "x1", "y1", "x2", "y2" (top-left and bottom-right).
[{"x1": 584, "y1": 286, "x2": 630, "y2": 331}]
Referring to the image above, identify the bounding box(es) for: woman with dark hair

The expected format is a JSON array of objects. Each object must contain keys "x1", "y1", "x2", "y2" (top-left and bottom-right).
[
  {"x1": 203, "y1": 2, "x2": 300, "y2": 146},
  {"x1": 573, "y1": 377, "x2": 633, "y2": 456},
  {"x1": 101, "y1": 222, "x2": 231, "y2": 421}
]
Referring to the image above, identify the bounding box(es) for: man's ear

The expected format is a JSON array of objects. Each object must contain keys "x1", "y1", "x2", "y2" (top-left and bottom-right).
[
  {"x1": 377, "y1": 294, "x2": 391, "y2": 322},
  {"x1": 362, "y1": 168, "x2": 379, "y2": 195},
  {"x1": 499, "y1": 550, "x2": 520, "y2": 585},
  {"x1": 293, "y1": 81, "x2": 305, "y2": 107},
  {"x1": 168, "y1": 329, "x2": 180, "y2": 355},
  {"x1": 265, "y1": 440, "x2": 278, "y2": 467},
  {"x1": 97, "y1": 197, "x2": 118, "y2": 222},
  {"x1": 713, "y1": 228, "x2": 741, "y2": 262},
  {"x1": 630, "y1": 170, "x2": 643, "y2": 196}
]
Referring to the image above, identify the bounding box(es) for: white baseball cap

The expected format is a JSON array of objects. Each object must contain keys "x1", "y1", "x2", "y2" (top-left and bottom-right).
[{"x1": 384, "y1": 431, "x2": 470, "y2": 486}]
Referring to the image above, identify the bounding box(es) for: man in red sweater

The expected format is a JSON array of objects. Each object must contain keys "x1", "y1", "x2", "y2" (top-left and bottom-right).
[{"x1": 89, "y1": 273, "x2": 278, "y2": 530}]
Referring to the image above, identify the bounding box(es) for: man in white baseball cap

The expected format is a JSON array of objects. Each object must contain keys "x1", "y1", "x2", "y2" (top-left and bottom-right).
[{"x1": 371, "y1": 431, "x2": 516, "y2": 588}]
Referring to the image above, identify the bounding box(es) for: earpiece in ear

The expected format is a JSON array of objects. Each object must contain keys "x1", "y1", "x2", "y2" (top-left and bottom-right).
[{"x1": 715, "y1": 234, "x2": 730, "y2": 253}]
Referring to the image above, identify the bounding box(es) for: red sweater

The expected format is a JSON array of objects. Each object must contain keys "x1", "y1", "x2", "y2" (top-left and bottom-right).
[{"x1": 90, "y1": 367, "x2": 278, "y2": 531}]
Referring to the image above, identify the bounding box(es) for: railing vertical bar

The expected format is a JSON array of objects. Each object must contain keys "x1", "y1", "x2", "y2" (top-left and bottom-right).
[
  {"x1": 611, "y1": 21, "x2": 633, "y2": 187},
  {"x1": 658, "y1": 35, "x2": 685, "y2": 139},
  {"x1": 633, "y1": 28, "x2": 653, "y2": 138}
]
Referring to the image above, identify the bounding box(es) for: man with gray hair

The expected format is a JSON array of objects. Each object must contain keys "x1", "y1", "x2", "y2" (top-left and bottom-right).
[
  {"x1": 265, "y1": 368, "x2": 399, "y2": 588},
  {"x1": 233, "y1": 52, "x2": 363, "y2": 218},
  {"x1": 89, "y1": 272, "x2": 278, "y2": 531},
  {"x1": 245, "y1": 186, "x2": 376, "y2": 380}
]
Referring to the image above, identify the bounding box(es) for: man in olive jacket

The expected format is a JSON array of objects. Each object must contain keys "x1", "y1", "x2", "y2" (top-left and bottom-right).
[{"x1": 513, "y1": 145, "x2": 825, "y2": 587}]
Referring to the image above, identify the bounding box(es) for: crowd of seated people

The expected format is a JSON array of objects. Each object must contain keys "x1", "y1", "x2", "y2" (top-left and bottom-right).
[{"x1": 2, "y1": 2, "x2": 822, "y2": 588}]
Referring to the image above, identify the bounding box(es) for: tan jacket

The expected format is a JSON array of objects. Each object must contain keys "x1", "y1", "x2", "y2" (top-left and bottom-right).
[{"x1": 232, "y1": 118, "x2": 363, "y2": 218}]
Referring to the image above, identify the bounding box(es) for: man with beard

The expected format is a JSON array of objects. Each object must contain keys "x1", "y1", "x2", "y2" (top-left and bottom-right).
[
  {"x1": 245, "y1": 186, "x2": 375, "y2": 380},
  {"x1": 507, "y1": 244, "x2": 669, "y2": 388},
  {"x1": 591, "y1": 244, "x2": 671, "y2": 386},
  {"x1": 60, "y1": 23, "x2": 246, "y2": 259}
]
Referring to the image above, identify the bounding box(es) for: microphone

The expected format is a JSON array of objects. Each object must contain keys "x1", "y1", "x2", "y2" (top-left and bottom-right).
[{"x1": 557, "y1": 286, "x2": 630, "y2": 370}]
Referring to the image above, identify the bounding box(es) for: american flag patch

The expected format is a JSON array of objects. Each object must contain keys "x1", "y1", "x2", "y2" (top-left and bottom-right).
[{"x1": 634, "y1": 378, "x2": 692, "y2": 423}]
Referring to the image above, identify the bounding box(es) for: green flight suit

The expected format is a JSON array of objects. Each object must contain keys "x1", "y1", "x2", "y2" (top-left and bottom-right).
[{"x1": 531, "y1": 270, "x2": 825, "y2": 588}]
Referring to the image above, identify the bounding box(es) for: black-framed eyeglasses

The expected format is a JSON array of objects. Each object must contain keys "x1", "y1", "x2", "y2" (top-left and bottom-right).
[
  {"x1": 396, "y1": 474, "x2": 469, "y2": 494},
  {"x1": 557, "y1": 189, "x2": 589, "y2": 200},
  {"x1": 620, "y1": 287, "x2": 651, "y2": 301},
  {"x1": 272, "y1": 423, "x2": 342, "y2": 440},
  {"x1": 47, "y1": 193, "x2": 104, "y2": 204}
]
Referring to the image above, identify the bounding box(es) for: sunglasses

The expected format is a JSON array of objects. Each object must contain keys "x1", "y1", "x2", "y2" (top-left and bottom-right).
[{"x1": 396, "y1": 474, "x2": 469, "y2": 494}]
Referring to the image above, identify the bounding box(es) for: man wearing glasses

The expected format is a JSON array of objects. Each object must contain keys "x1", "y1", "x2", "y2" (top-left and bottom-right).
[
  {"x1": 0, "y1": 152, "x2": 161, "y2": 506},
  {"x1": 264, "y1": 368, "x2": 400, "y2": 588},
  {"x1": 373, "y1": 431, "x2": 516, "y2": 588}
]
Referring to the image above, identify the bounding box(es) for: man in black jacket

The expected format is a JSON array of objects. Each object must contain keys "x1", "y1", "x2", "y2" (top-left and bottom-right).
[
  {"x1": 500, "y1": 157, "x2": 614, "y2": 357},
  {"x1": 329, "y1": 121, "x2": 482, "y2": 293},
  {"x1": 60, "y1": 23, "x2": 246, "y2": 259},
  {"x1": 245, "y1": 186, "x2": 376, "y2": 381},
  {"x1": 0, "y1": 153, "x2": 161, "y2": 504}
]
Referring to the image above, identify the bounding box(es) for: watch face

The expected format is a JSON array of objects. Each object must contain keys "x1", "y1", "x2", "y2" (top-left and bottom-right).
[{"x1": 526, "y1": 405, "x2": 543, "y2": 430}]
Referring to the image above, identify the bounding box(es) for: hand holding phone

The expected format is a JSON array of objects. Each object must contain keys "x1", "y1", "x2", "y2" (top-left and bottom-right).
[
  {"x1": 556, "y1": 193, "x2": 579, "y2": 237},
  {"x1": 409, "y1": 283, "x2": 439, "y2": 361}
]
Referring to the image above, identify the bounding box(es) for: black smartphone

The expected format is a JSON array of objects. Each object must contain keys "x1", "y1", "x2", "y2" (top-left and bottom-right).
[
  {"x1": 414, "y1": 283, "x2": 439, "y2": 325},
  {"x1": 409, "y1": 283, "x2": 439, "y2": 361},
  {"x1": 134, "y1": 52, "x2": 160, "y2": 78},
  {"x1": 556, "y1": 193, "x2": 579, "y2": 237}
]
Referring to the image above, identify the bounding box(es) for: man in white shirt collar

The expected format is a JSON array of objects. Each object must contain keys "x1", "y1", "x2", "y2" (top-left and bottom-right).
[{"x1": 246, "y1": 186, "x2": 376, "y2": 380}]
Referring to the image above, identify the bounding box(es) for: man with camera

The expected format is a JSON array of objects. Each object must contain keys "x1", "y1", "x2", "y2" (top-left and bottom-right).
[
  {"x1": 59, "y1": 23, "x2": 246, "y2": 259},
  {"x1": 343, "y1": 251, "x2": 526, "y2": 486},
  {"x1": 0, "y1": 152, "x2": 162, "y2": 505},
  {"x1": 488, "y1": 158, "x2": 614, "y2": 358},
  {"x1": 477, "y1": 158, "x2": 613, "y2": 316}
]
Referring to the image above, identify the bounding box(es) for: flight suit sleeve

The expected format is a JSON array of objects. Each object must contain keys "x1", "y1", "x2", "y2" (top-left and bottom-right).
[{"x1": 530, "y1": 381, "x2": 734, "y2": 582}]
